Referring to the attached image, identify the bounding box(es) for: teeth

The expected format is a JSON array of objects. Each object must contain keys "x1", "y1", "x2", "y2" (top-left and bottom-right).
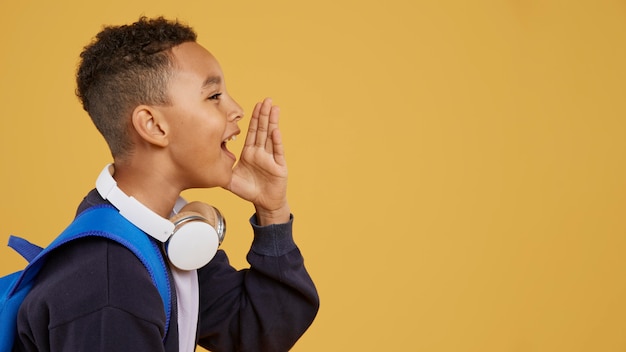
[{"x1": 231, "y1": 135, "x2": 237, "y2": 141}]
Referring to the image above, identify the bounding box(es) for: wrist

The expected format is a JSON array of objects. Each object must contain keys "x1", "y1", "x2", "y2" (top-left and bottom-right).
[{"x1": 255, "y1": 203, "x2": 291, "y2": 226}]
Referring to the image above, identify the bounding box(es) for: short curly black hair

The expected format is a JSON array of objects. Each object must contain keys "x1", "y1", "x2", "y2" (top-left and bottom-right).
[{"x1": 76, "y1": 16, "x2": 197, "y2": 158}]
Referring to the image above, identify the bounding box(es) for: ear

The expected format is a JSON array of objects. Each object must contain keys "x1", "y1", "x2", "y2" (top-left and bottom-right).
[{"x1": 131, "y1": 105, "x2": 169, "y2": 147}]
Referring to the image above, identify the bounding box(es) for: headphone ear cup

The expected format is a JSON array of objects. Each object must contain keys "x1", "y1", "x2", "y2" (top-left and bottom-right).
[
  {"x1": 167, "y1": 203, "x2": 222, "y2": 271},
  {"x1": 173, "y1": 201, "x2": 226, "y2": 243},
  {"x1": 171, "y1": 202, "x2": 221, "y2": 227}
]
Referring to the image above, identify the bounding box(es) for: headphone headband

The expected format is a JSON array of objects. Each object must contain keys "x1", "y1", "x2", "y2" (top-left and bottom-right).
[{"x1": 95, "y1": 164, "x2": 175, "y2": 242}]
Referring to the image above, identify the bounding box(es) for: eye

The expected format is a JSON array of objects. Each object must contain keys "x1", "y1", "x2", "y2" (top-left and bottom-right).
[{"x1": 208, "y1": 93, "x2": 222, "y2": 100}]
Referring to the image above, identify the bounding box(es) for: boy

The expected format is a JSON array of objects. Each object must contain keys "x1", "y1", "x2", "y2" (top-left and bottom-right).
[{"x1": 13, "y1": 17, "x2": 319, "y2": 351}]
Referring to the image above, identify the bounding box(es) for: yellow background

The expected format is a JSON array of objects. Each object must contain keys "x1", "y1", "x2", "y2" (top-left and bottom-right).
[{"x1": 1, "y1": 1, "x2": 625, "y2": 351}]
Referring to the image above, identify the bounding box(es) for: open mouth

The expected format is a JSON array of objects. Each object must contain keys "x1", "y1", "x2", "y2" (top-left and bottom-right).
[
  {"x1": 221, "y1": 134, "x2": 236, "y2": 147},
  {"x1": 221, "y1": 135, "x2": 237, "y2": 160}
]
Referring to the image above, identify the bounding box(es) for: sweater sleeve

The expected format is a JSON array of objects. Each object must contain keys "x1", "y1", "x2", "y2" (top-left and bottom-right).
[{"x1": 196, "y1": 214, "x2": 319, "y2": 352}]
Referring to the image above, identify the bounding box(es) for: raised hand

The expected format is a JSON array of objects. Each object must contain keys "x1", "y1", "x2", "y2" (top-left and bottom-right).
[{"x1": 227, "y1": 98, "x2": 290, "y2": 225}]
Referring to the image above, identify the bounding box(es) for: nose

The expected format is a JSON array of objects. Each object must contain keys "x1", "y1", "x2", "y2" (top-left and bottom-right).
[{"x1": 228, "y1": 97, "x2": 244, "y2": 122}]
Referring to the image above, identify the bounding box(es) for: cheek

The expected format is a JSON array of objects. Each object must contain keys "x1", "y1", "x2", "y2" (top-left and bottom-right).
[
  {"x1": 200, "y1": 114, "x2": 227, "y2": 141},
  {"x1": 189, "y1": 125, "x2": 224, "y2": 158},
  {"x1": 168, "y1": 106, "x2": 227, "y2": 147}
]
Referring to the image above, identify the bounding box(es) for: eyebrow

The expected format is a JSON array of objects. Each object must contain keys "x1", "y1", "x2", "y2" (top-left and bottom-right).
[{"x1": 202, "y1": 76, "x2": 222, "y2": 89}]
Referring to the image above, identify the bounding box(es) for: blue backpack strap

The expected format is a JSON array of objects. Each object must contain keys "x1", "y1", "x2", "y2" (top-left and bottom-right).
[
  {"x1": 0, "y1": 271, "x2": 31, "y2": 351},
  {"x1": 1, "y1": 205, "x2": 171, "y2": 350},
  {"x1": 8, "y1": 236, "x2": 44, "y2": 263}
]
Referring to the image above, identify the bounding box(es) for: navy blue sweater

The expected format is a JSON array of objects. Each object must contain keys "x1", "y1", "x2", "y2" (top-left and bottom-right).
[{"x1": 14, "y1": 190, "x2": 319, "y2": 351}]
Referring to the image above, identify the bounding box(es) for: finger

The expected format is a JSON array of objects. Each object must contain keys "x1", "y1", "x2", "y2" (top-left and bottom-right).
[
  {"x1": 245, "y1": 101, "x2": 262, "y2": 147},
  {"x1": 266, "y1": 105, "x2": 280, "y2": 152},
  {"x1": 271, "y1": 128, "x2": 286, "y2": 167},
  {"x1": 255, "y1": 98, "x2": 272, "y2": 148}
]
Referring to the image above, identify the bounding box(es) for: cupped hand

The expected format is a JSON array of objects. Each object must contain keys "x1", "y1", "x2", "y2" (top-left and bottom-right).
[{"x1": 227, "y1": 98, "x2": 290, "y2": 225}]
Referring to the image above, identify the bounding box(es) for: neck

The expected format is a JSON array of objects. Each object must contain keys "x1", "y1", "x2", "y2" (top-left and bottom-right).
[{"x1": 111, "y1": 159, "x2": 182, "y2": 218}]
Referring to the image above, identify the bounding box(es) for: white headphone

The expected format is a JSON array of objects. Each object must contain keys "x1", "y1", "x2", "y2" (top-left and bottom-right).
[{"x1": 95, "y1": 164, "x2": 226, "y2": 270}]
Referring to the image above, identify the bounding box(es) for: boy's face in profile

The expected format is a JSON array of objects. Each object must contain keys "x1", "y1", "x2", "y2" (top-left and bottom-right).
[{"x1": 157, "y1": 42, "x2": 243, "y2": 189}]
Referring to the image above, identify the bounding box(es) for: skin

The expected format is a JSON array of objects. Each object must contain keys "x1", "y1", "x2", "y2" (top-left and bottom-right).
[{"x1": 112, "y1": 41, "x2": 290, "y2": 226}]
